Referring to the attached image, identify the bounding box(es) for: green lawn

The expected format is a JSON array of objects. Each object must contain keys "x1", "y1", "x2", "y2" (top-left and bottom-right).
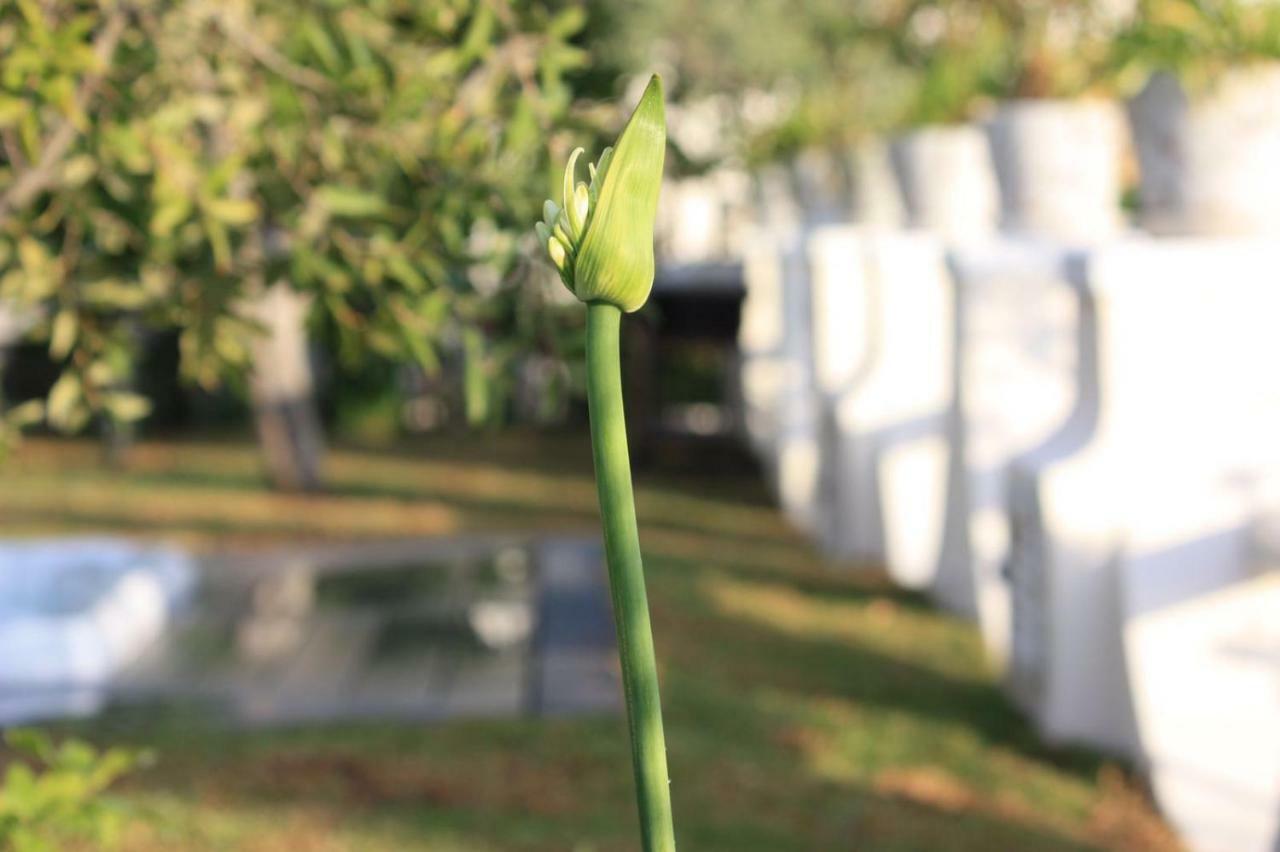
[{"x1": 0, "y1": 433, "x2": 1180, "y2": 851}]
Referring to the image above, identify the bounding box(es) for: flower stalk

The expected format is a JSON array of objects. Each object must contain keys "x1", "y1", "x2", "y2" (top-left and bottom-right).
[
  {"x1": 585, "y1": 299, "x2": 676, "y2": 852},
  {"x1": 535, "y1": 75, "x2": 675, "y2": 850}
]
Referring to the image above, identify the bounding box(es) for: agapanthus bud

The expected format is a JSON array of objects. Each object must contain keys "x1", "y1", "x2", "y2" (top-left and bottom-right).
[
  {"x1": 573, "y1": 183, "x2": 590, "y2": 229},
  {"x1": 548, "y1": 237, "x2": 568, "y2": 271},
  {"x1": 536, "y1": 75, "x2": 666, "y2": 312}
]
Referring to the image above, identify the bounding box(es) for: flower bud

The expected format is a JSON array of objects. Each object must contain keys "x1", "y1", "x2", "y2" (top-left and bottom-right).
[
  {"x1": 536, "y1": 75, "x2": 666, "y2": 312},
  {"x1": 548, "y1": 237, "x2": 568, "y2": 272}
]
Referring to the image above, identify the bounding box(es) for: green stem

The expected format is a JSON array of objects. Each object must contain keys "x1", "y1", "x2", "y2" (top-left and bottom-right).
[{"x1": 585, "y1": 300, "x2": 676, "y2": 852}]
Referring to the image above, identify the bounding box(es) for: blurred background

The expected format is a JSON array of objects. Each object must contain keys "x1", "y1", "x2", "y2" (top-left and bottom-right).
[{"x1": 1, "y1": 0, "x2": 1278, "y2": 849}]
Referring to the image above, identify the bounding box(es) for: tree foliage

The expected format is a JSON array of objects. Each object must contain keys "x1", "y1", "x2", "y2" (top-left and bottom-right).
[
  {"x1": 0, "y1": 729, "x2": 144, "y2": 850},
  {"x1": 0, "y1": 0, "x2": 585, "y2": 442},
  {"x1": 1112, "y1": 0, "x2": 1280, "y2": 91}
]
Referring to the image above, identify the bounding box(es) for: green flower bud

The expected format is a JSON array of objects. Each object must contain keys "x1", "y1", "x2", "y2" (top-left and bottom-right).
[
  {"x1": 564, "y1": 148, "x2": 587, "y2": 239},
  {"x1": 548, "y1": 237, "x2": 569, "y2": 272},
  {"x1": 573, "y1": 183, "x2": 591, "y2": 230},
  {"x1": 536, "y1": 75, "x2": 666, "y2": 312}
]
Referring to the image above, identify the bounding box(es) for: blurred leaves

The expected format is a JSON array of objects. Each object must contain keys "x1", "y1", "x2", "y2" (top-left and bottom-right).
[
  {"x1": 0, "y1": 729, "x2": 147, "y2": 851},
  {"x1": 1111, "y1": 0, "x2": 1280, "y2": 92},
  {"x1": 0, "y1": 0, "x2": 587, "y2": 437},
  {"x1": 596, "y1": 0, "x2": 914, "y2": 155},
  {"x1": 596, "y1": 0, "x2": 1138, "y2": 153}
]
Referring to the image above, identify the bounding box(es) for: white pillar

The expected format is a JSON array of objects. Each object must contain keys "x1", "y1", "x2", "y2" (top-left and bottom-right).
[
  {"x1": 890, "y1": 124, "x2": 998, "y2": 242},
  {"x1": 807, "y1": 226, "x2": 874, "y2": 559},
  {"x1": 811, "y1": 229, "x2": 952, "y2": 584},
  {"x1": 1129, "y1": 65, "x2": 1280, "y2": 236},
  {"x1": 1005, "y1": 238, "x2": 1280, "y2": 755},
  {"x1": 939, "y1": 239, "x2": 1088, "y2": 666},
  {"x1": 986, "y1": 98, "x2": 1126, "y2": 241}
]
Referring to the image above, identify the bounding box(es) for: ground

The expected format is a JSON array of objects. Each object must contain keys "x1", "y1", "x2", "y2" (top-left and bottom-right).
[{"x1": 0, "y1": 432, "x2": 1182, "y2": 851}]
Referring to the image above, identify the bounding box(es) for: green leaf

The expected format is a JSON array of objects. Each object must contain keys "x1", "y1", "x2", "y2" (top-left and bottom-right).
[
  {"x1": 386, "y1": 253, "x2": 428, "y2": 292},
  {"x1": 60, "y1": 155, "x2": 96, "y2": 188},
  {"x1": 316, "y1": 186, "x2": 388, "y2": 218},
  {"x1": 49, "y1": 309, "x2": 77, "y2": 359},
  {"x1": 203, "y1": 197, "x2": 259, "y2": 226},
  {"x1": 5, "y1": 399, "x2": 44, "y2": 428},
  {"x1": 459, "y1": 3, "x2": 496, "y2": 62},
  {"x1": 81, "y1": 278, "x2": 151, "y2": 310},
  {"x1": 301, "y1": 19, "x2": 342, "y2": 73},
  {"x1": 547, "y1": 6, "x2": 587, "y2": 39},
  {"x1": 46, "y1": 372, "x2": 87, "y2": 432},
  {"x1": 204, "y1": 216, "x2": 232, "y2": 271},
  {"x1": 150, "y1": 198, "x2": 191, "y2": 237},
  {"x1": 462, "y1": 327, "x2": 489, "y2": 424},
  {"x1": 102, "y1": 391, "x2": 151, "y2": 423},
  {"x1": 0, "y1": 96, "x2": 26, "y2": 127},
  {"x1": 6, "y1": 730, "x2": 54, "y2": 763}
]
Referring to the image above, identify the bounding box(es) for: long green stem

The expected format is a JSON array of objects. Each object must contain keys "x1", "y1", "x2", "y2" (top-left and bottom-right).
[{"x1": 585, "y1": 300, "x2": 676, "y2": 852}]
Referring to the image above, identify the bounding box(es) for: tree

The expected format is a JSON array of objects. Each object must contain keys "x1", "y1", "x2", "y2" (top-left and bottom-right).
[{"x1": 0, "y1": 0, "x2": 586, "y2": 483}]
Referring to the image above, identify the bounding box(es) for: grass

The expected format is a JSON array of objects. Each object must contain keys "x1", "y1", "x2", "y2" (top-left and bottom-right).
[{"x1": 0, "y1": 432, "x2": 1181, "y2": 851}]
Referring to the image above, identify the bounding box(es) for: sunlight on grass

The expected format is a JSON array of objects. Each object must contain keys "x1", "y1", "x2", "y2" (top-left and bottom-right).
[
  {"x1": 701, "y1": 572, "x2": 987, "y2": 683},
  {"x1": 0, "y1": 477, "x2": 461, "y2": 541},
  {"x1": 119, "y1": 792, "x2": 498, "y2": 852},
  {"x1": 0, "y1": 434, "x2": 1179, "y2": 850}
]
